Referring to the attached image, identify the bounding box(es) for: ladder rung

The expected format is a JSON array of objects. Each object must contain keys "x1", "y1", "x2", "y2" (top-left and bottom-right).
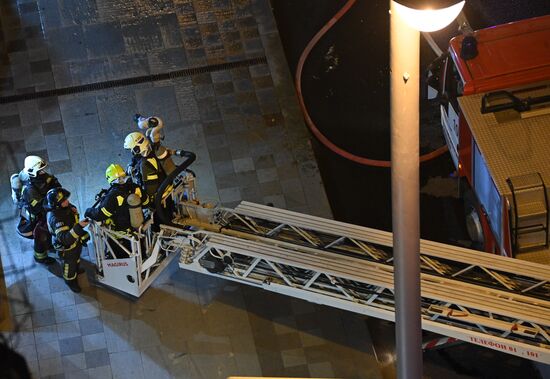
[
  {"x1": 517, "y1": 224, "x2": 546, "y2": 234},
  {"x1": 518, "y1": 240, "x2": 548, "y2": 250},
  {"x1": 512, "y1": 184, "x2": 545, "y2": 193},
  {"x1": 517, "y1": 202, "x2": 548, "y2": 219}
]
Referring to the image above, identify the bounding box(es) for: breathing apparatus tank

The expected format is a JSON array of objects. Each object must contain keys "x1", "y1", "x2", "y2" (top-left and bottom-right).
[
  {"x1": 127, "y1": 193, "x2": 144, "y2": 229},
  {"x1": 10, "y1": 173, "x2": 23, "y2": 206}
]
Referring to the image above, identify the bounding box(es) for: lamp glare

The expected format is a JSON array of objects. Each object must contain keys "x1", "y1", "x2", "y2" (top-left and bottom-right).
[{"x1": 393, "y1": 1, "x2": 465, "y2": 32}]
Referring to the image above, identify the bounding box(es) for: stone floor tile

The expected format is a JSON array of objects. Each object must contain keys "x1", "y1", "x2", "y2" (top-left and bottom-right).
[
  {"x1": 49, "y1": 159, "x2": 73, "y2": 175},
  {"x1": 38, "y1": 356, "x2": 63, "y2": 377},
  {"x1": 42, "y1": 121, "x2": 64, "y2": 136},
  {"x1": 58, "y1": 96, "x2": 100, "y2": 137},
  {"x1": 13, "y1": 314, "x2": 33, "y2": 331},
  {"x1": 212, "y1": 160, "x2": 235, "y2": 177},
  {"x1": 85, "y1": 348, "x2": 110, "y2": 369},
  {"x1": 256, "y1": 167, "x2": 278, "y2": 183},
  {"x1": 47, "y1": 25, "x2": 87, "y2": 64},
  {"x1": 34, "y1": 325, "x2": 58, "y2": 344},
  {"x1": 62, "y1": 368, "x2": 89, "y2": 379},
  {"x1": 51, "y1": 290, "x2": 76, "y2": 308},
  {"x1": 27, "y1": 277, "x2": 50, "y2": 296},
  {"x1": 103, "y1": 325, "x2": 133, "y2": 354},
  {"x1": 48, "y1": 276, "x2": 68, "y2": 294},
  {"x1": 277, "y1": 332, "x2": 303, "y2": 351},
  {"x1": 36, "y1": 340, "x2": 61, "y2": 360},
  {"x1": 57, "y1": 320, "x2": 81, "y2": 340},
  {"x1": 31, "y1": 309, "x2": 56, "y2": 328},
  {"x1": 135, "y1": 86, "x2": 181, "y2": 123},
  {"x1": 76, "y1": 301, "x2": 100, "y2": 320},
  {"x1": 79, "y1": 317, "x2": 104, "y2": 336},
  {"x1": 140, "y1": 346, "x2": 171, "y2": 379},
  {"x1": 233, "y1": 157, "x2": 255, "y2": 173},
  {"x1": 82, "y1": 332, "x2": 107, "y2": 352},
  {"x1": 62, "y1": 352, "x2": 87, "y2": 372},
  {"x1": 219, "y1": 187, "x2": 241, "y2": 203},
  {"x1": 23, "y1": 129, "x2": 46, "y2": 152},
  {"x1": 59, "y1": 336, "x2": 84, "y2": 356},
  {"x1": 87, "y1": 365, "x2": 112, "y2": 378},
  {"x1": 84, "y1": 22, "x2": 125, "y2": 59}
]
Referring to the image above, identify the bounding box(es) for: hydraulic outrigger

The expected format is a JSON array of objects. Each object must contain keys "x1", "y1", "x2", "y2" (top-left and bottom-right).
[{"x1": 89, "y1": 157, "x2": 550, "y2": 364}]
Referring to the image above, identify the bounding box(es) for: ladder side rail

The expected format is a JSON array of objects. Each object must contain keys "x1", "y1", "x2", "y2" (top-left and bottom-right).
[
  {"x1": 506, "y1": 177, "x2": 520, "y2": 250},
  {"x1": 233, "y1": 202, "x2": 550, "y2": 282},
  {"x1": 537, "y1": 172, "x2": 550, "y2": 248},
  {"x1": 420, "y1": 239, "x2": 550, "y2": 280}
]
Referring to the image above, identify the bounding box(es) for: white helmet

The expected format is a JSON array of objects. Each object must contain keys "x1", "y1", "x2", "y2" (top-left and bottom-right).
[
  {"x1": 124, "y1": 132, "x2": 151, "y2": 157},
  {"x1": 24, "y1": 155, "x2": 47, "y2": 177},
  {"x1": 137, "y1": 116, "x2": 163, "y2": 131}
]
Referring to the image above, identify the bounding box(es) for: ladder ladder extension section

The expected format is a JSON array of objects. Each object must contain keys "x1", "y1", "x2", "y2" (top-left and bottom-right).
[{"x1": 163, "y1": 201, "x2": 550, "y2": 364}]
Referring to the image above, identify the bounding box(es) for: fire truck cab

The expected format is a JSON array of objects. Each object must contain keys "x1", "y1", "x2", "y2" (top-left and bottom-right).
[{"x1": 428, "y1": 15, "x2": 550, "y2": 262}]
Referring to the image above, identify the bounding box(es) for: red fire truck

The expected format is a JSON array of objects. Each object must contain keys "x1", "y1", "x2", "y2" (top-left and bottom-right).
[{"x1": 428, "y1": 15, "x2": 550, "y2": 263}]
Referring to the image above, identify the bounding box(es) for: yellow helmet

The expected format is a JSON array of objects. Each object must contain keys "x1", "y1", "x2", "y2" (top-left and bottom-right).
[
  {"x1": 105, "y1": 164, "x2": 127, "y2": 184},
  {"x1": 124, "y1": 132, "x2": 150, "y2": 157}
]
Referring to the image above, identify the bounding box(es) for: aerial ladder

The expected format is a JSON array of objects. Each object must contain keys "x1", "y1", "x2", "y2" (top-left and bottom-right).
[{"x1": 89, "y1": 158, "x2": 550, "y2": 364}]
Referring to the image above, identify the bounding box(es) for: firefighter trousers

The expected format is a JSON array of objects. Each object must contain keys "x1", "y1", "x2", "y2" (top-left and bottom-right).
[
  {"x1": 60, "y1": 245, "x2": 82, "y2": 281},
  {"x1": 33, "y1": 220, "x2": 53, "y2": 261}
]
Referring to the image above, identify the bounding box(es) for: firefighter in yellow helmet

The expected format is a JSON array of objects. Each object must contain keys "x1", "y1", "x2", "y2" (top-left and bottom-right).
[
  {"x1": 124, "y1": 132, "x2": 168, "y2": 207},
  {"x1": 85, "y1": 164, "x2": 148, "y2": 257}
]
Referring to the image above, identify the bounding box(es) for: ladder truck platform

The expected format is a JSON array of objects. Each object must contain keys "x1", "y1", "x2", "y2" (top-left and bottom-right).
[{"x1": 89, "y1": 162, "x2": 550, "y2": 364}]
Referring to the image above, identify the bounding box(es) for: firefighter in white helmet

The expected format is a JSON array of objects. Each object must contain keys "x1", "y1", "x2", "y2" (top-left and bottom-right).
[
  {"x1": 133, "y1": 114, "x2": 186, "y2": 175},
  {"x1": 11, "y1": 156, "x2": 61, "y2": 264},
  {"x1": 124, "y1": 132, "x2": 168, "y2": 207}
]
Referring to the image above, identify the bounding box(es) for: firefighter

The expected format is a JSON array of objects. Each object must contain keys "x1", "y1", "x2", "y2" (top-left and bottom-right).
[
  {"x1": 46, "y1": 188, "x2": 89, "y2": 293},
  {"x1": 124, "y1": 131, "x2": 169, "y2": 207},
  {"x1": 134, "y1": 114, "x2": 188, "y2": 175},
  {"x1": 84, "y1": 164, "x2": 147, "y2": 258},
  {"x1": 15, "y1": 156, "x2": 61, "y2": 264}
]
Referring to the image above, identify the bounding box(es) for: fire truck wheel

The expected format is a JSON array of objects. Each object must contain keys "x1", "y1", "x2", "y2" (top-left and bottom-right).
[{"x1": 463, "y1": 190, "x2": 485, "y2": 249}]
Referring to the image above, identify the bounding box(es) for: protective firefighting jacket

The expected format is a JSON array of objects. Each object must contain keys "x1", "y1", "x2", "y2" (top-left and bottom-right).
[
  {"x1": 21, "y1": 173, "x2": 61, "y2": 221},
  {"x1": 136, "y1": 152, "x2": 166, "y2": 202},
  {"x1": 85, "y1": 181, "x2": 148, "y2": 231},
  {"x1": 47, "y1": 206, "x2": 89, "y2": 251}
]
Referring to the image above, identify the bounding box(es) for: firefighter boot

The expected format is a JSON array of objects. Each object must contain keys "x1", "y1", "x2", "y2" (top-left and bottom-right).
[
  {"x1": 65, "y1": 278, "x2": 81, "y2": 293},
  {"x1": 34, "y1": 255, "x2": 55, "y2": 265}
]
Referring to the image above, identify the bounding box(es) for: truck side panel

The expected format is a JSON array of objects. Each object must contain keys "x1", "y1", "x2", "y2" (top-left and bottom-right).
[{"x1": 473, "y1": 143, "x2": 503, "y2": 248}]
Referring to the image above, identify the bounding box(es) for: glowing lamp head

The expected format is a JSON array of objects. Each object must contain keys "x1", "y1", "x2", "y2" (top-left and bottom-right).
[{"x1": 393, "y1": 0, "x2": 465, "y2": 32}]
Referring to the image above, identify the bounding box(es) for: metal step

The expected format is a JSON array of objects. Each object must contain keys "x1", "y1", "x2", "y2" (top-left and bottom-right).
[
  {"x1": 507, "y1": 172, "x2": 549, "y2": 254},
  {"x1": 517, "y1": 202, "x2": 548, "y2": 219},
  {"x1": 517, "y1": 224, "x2": 546, "y2": 234}
]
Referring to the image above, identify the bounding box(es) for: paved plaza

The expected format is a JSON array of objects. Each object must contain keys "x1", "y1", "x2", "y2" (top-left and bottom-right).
[{"x1": 0, "y1": 0, "x2": 381, "y2": 378}]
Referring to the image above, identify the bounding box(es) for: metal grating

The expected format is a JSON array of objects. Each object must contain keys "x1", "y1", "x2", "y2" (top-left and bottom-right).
[{"x1": 0, "y1": 56, "x2": 268, "y2": 104}]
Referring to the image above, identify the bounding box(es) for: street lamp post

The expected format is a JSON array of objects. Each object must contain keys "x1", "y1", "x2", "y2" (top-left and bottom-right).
[{"x1": 389, "y1": 1, "x2": 464, "y2": 378}]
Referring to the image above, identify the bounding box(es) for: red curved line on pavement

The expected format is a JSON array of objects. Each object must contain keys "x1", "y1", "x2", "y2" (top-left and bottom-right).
[{"x1": 294, "y1": 0, "x2": 448, "y2": 167}]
